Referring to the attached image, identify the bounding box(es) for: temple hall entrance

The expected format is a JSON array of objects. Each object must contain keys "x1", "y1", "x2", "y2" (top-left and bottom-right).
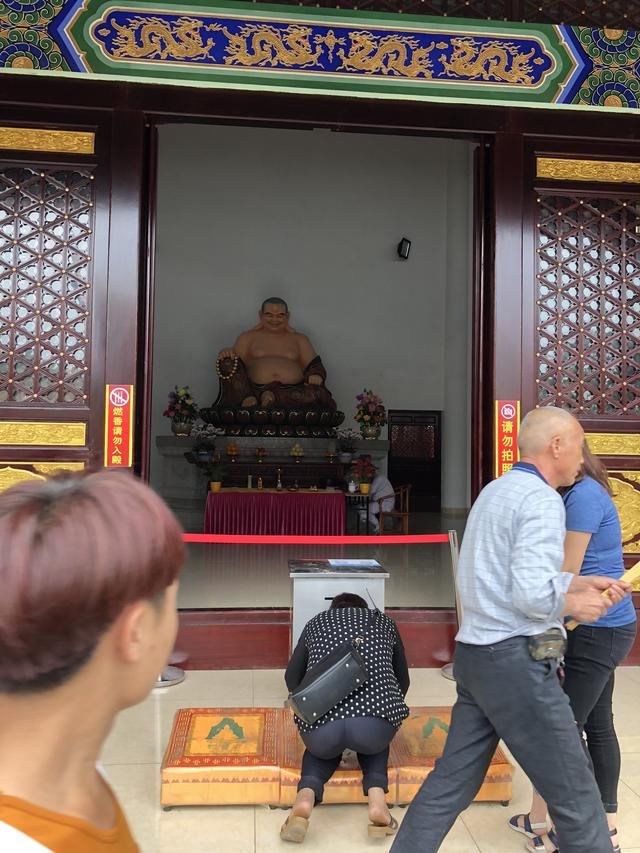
[{"x1": 147, "y1": 121, "x2": 476, "y2": 661}]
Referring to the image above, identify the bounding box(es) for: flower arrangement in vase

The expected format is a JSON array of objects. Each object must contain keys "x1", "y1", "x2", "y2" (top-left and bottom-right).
[
  {"x1": 255, "y1": 446, "x2": 267, "y2": 463},
  {"x1": 226, "y1": 441, "x2": 240, "y2": 461},
  {"x1": 164, "y1": 386, "x2": 198, "y2": 436},
  {"x1": 350, "y1": 455, "x2": 376, "y2": 494},
  {"x1": 191, "y1": 422, "x2": 224, "y2": 460},
  {"x1": 355, "y1": 390, "x2": 386, "y2": 440},
  {"x1": 336, "y1": 427, "x2": 359, "y2": 463}
]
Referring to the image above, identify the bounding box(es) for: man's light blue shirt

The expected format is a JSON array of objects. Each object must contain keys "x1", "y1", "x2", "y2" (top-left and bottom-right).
[{"x1": 456, "y1": 463, "x2": 573, "y2": 645}]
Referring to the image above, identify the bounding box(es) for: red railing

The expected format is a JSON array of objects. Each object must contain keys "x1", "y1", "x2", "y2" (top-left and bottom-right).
[{"x1": 182, "y1": 533, "x2": 449, "y2": 544}]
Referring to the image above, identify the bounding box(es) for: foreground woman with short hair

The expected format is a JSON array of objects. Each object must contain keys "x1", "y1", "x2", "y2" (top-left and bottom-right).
[{"x1": 0, "y1": 471, "x2": 185, "y2": 852}]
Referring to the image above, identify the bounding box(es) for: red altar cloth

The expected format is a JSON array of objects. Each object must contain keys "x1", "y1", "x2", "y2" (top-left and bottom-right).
[{"x1": 203, "y1": 489, "x2": 346, "y2": 536}]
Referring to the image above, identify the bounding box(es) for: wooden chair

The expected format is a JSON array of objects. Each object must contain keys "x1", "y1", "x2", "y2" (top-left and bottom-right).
[{"x1": 377, "y1": 484, "x2": 411, "y2": 535}]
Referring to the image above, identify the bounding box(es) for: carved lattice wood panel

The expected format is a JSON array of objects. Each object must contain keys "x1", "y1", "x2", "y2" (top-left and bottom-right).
[
  {"x1": 253, "y1": 0, "x2": 640, "y2": 28},
  {"x1": 535, "y1": 194, "x2": 640, "y2": 416},
  {"x1": 390, "y1": 424, "x2": 436, "y2": 459},
  {"x1": 0, "y1": 166, "x2": 95, "y2": 406}
]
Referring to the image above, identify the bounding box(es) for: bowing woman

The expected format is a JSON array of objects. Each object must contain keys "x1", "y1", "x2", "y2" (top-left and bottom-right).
[{"x1": 281, "y1": 593, "x2": 410, "y2": 844}]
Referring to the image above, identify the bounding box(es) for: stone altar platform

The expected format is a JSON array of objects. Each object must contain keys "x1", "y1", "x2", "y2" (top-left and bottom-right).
[{"x1": 161, "y1": 706, "x2": 513, "y2": 807}]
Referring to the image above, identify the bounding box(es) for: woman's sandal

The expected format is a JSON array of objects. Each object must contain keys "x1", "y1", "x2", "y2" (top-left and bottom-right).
[
  {"x1": 368, "y1": 815, "x2": 399, "y2": 838},
  {"x1": 525, "y1": 830, "x2": 559, "y2": 853},
  {"x1": 280, "y1": 815, "x2": 310, "y2": 844},
  {"x1": 508, "y1": 813, "x2": 550, "y2": 839}
]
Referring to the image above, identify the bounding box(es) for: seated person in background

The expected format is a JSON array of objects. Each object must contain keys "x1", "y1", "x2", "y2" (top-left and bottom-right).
[
  {"x1": 281, "y1": 593, "x2": 409, "y2": 844},
  {"x1": 0, "y1": 471, "x2": 184, "y2": 852},
  {"x1": 356, "y1": 457, "x2": 395, "y2": 533}
]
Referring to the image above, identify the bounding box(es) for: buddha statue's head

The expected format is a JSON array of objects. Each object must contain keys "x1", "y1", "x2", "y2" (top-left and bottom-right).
[{"x1": 259, "y1": 297, "x2": 290, "y2": 332}]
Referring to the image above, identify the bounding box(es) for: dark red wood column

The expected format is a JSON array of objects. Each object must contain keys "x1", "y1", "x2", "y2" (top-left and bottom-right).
[{"x1": 492, "y1": 132, "x2": 525, "y2": 408}]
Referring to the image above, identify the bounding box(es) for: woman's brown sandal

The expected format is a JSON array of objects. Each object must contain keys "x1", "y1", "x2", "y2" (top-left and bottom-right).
[
  {"x1": 280, "y1": 815, "x2": 309, "y2": 843},
  {"x1": 368, "y1": 815, "x2": 399, "y2": 838}
]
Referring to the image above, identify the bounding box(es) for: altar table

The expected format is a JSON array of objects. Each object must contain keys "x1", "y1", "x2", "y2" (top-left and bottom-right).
[{"x1": 203, "y1": 488, "x2": 345, "y2": 535}]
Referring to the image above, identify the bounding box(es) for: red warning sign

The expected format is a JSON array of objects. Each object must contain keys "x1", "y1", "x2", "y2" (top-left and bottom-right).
[
  {"x1": 104, "y1": 384, "x2": 134, "y2": 468},
  {"x1": 495, "y1": 400, "x2": 520, "y2": 478}
]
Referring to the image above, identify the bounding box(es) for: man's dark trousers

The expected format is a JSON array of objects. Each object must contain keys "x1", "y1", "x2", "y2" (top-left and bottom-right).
[{"x1": 390, "y1": 637, "x2": 612, "y2": 853}]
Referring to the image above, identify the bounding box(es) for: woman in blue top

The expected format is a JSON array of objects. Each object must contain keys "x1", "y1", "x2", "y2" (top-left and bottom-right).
[{"x1": 510, "y1": 444, "x2": 637, "y2": 853}]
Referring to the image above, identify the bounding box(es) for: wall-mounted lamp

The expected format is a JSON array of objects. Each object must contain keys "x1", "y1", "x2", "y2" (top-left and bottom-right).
[{"x1": 397, "y1": 237, "x2": 411, "y2": 260}]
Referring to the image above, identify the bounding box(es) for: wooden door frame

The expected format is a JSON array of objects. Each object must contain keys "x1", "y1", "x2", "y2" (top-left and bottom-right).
[
  {"x1": 471, "y1": 139, "x2": 494, "y2": 498},
  {"x1": 137, "y1": 121, "x2": 158, "y2": 481},
  {"x1": 4, "y1": 77, "x2": 639, "y2": 664},
  {"x1": 137, "y1": 113, "x2": 491, "y2": 498},
  {"x1": 4, "y1": 75, "x2": 640, "y2": 495},
  {"x1": 0, "y1": 104, "x2": 146, "y2": 469}
]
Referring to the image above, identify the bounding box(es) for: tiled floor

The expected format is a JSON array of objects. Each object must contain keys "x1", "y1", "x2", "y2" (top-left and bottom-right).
[
  {"x1": 102, "y1": 667, "x2": 640, "y2": 852},
  {"x1": 178, "y1": 512, "x2": 465, "y2": 610}
]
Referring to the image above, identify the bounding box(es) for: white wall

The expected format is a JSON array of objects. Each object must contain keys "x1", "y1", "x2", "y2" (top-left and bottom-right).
[
  {"x1": 442, "y1": 145, "x2": 474, "y2": 510},
  {"x1": 151, "y1": 124, "x2": 472, "y2": 507}
]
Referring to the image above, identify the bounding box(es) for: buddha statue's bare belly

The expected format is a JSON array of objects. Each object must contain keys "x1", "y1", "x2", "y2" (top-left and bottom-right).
[
  {"x1": 212, "y1": 309, "x2": 341, "y2": 423},
  {"x1": 246, "y1": 356, "x2": 304, "y2": 385}
]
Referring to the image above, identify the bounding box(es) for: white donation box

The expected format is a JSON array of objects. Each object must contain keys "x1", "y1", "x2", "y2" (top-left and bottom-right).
[{"x1": 289, "y1": 559, "x2": 389, "y2": 649}]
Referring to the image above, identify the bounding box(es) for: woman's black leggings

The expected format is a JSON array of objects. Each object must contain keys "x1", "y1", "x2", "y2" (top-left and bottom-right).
[
  {"x1": 563, "y1": 621, "x2": 636, "y2": 813},
  {"x1": 298, "y1": 716, "x2": 396, "y2": 804}
]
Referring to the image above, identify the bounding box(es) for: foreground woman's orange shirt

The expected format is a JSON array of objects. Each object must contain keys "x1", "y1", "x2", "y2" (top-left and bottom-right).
[{"x1": 0, "y1": 789, "x2": 139, "y2": 852}]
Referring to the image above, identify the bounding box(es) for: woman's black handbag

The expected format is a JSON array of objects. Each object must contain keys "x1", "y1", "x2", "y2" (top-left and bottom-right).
[{"x1": 288, "y1": 612, "x2": 374, "y2": 725}]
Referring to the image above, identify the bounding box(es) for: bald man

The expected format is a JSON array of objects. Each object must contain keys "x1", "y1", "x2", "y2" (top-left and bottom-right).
[{"x1": 391, "y1": 407, "x2": 631, "y2": 853}]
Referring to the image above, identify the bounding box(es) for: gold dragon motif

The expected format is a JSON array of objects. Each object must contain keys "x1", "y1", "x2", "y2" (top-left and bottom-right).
[
  {"x1": 0, "y1": 127, "x2": 94, "y2": 155},
  {"x1": 440, "y1": 37, "x2": 536, "y2": 85},
  {"x1": 611, "y1": 474, "x2": 640, "y2": 558},
  {"x1": 0, "y1": 467, "x2": 46, "y2": 493},
  {"x1": 538, "y1": 158, "x2": 640, "y2": 185},
  {"x1": 0, "y1": 422, "x2": 86, "y2": 446},
  {"x1": 110, "y1": 16, "x2": 221, "y2": 61},
  {"x1": 222, "y1": 24, "x2": 323, "y2": 68},
  {"x1": 338, "y1": 31, "x2": 434, "y2": 78}
]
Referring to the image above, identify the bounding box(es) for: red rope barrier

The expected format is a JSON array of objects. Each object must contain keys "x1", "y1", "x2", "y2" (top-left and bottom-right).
[{"x1": 182, "y1": 533, "x2": 450, "y2": 545}]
